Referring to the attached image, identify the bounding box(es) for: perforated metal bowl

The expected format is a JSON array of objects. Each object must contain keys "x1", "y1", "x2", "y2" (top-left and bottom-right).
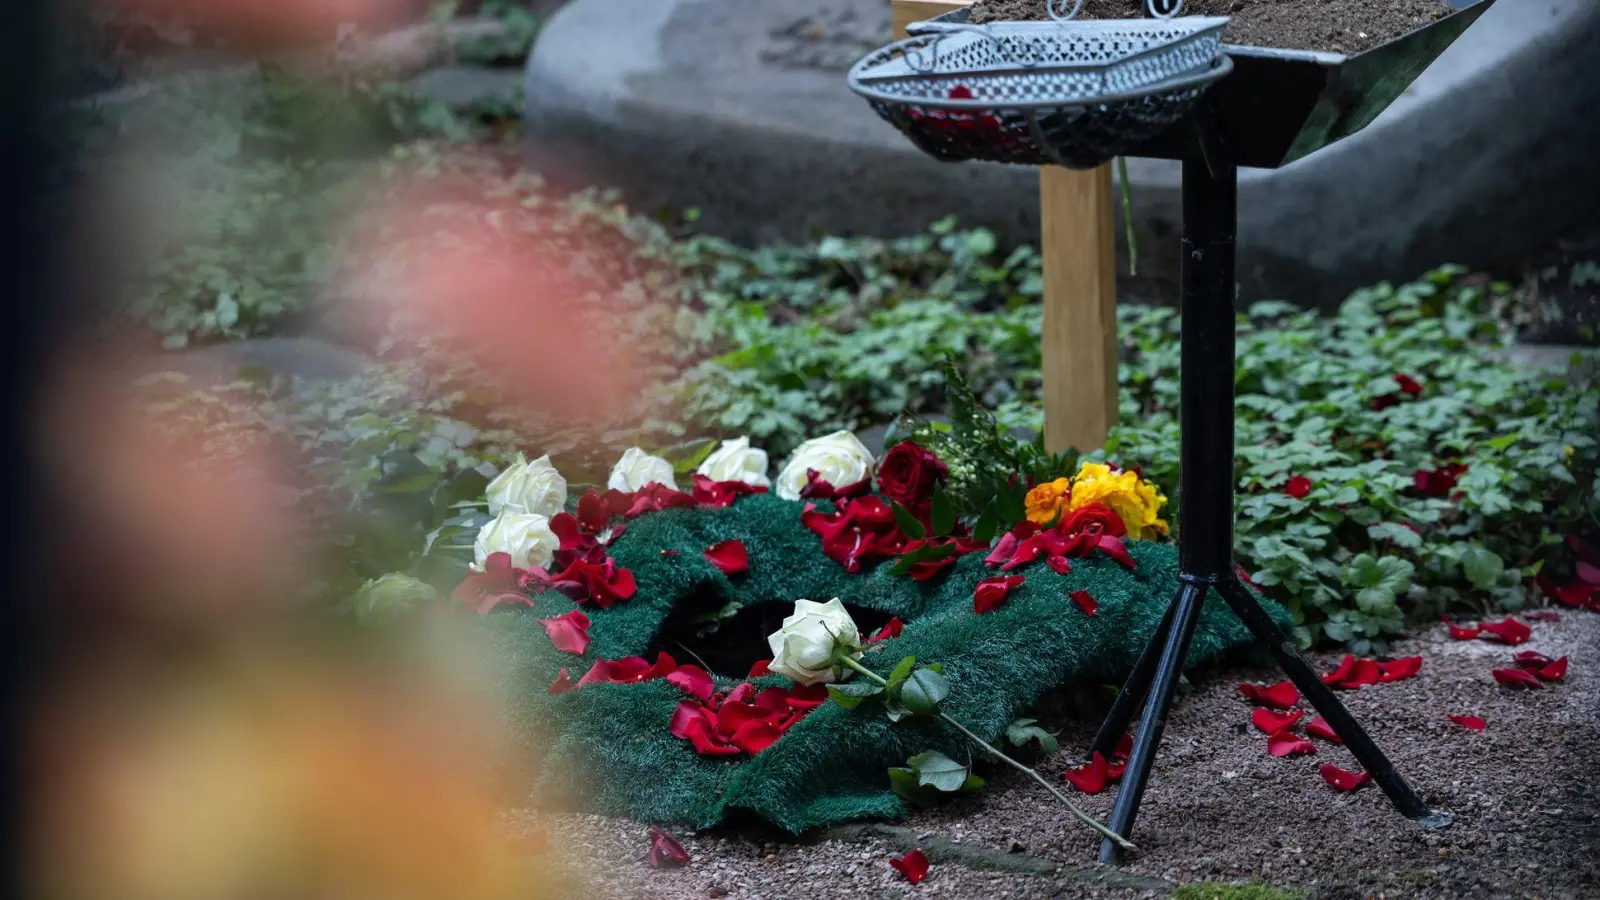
[{"x1": 847, "y1": 16, "x2": 1232, "y2": 168}]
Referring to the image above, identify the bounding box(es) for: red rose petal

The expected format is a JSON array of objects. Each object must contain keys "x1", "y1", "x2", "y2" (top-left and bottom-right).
[
  {"x1": 1095, "y1": 535, "x2": 1137, "y2": 569},
  {"x1": 1537, "y1": 656, "x2": 1568, "y2": 682},
  {"x1": 1448, "y1": 714, "x2": 1486, "y2": 732},
  {"x1": 1240, "y1": 680, "x2": 1301, "y2": 709},
  {"x1": 547, "y1": 668, "x2": 573, "y2": 695},
  {"x1": 1377, "y1": 655, "x2": 1423, "y2": 683},
  {"x1": 1319, "y1": 764, "x2": 1371, "y2": 792},
  {"x1": 665, "y1": 664, "x2": 716, "y2": 702},
  {"x1": 1251, "y1": 708, "x2": 1305, "y2": 735},
  {"x1": 648, "y1": 826, "x2": 690, "y2": 868},
  {"x1": 1305, "y1": 715, "x2": 1342, "y2": 744},
  {"x1": 1267, "y1": 733, "x2": 1317, "y2": 757},
  {"x1": 730, "y1": 719, "x2": 784, "y2": 755},
  {"x1": 684, "y1": 717, "x2": 742, "y2": 757},
  {"x1": 974, "y1": 575, "x2": 1025, "y2": 614},
  {"x1": 1113, "y1": 732, "x2": 1133, "y2": 761},
  {"x1": 1064, "y1": 752, "x2": 1112, "y2": 794},
  {"x1": 1070, "y1": 590, "x2": 1098, "y2": 617},
  {"x1": 703, "y1": 539, "x2": 749, "y2": 576},
  {"x1": 1047, "y1": 555, "x2": 1072, "y2": 575},
  {"x1": 867, "y1": 617, "x2": 905, "y2": 644},
  {"x1": 1492, "y1": 667, "x2": 1543, "y2": 688},
  {"x1": 889, "y1": 848, "x2": 930, "y2": 885},
  {"x1": 1445, "y1": 619, "x2": 1482, "y2": 640},
  {"x1": 1513, "y1": 650, "x2": 1553, "y2": 669},
  {"x1": 1478, "y1": 617, "x2": 1531, "y2": 645},
  {"x1": 669, "y1": 700, "x2": 714, "y2": 740},
  {"x1": 1284, "y1": 475, "x2": 1312, "y2": 499},
  {"x1": 538, "y1": 609, "x2": 592, "y2": 656},
  {"x1": 748, "y1": 659, "x2": 773, "y2": 678},
  {"x1": 1323, "y1": 655, "x2": 1382, "y2": 689}
]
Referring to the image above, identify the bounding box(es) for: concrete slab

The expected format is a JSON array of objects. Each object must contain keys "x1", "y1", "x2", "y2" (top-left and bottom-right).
[{"x1": 524, "y1": 0, "x2": 1600, "y2": 307}]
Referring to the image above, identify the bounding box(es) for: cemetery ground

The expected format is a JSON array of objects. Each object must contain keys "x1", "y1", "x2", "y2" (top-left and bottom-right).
[
  {"x1": 511, "y1": 611, "x2": 1600, "y2": 900},
  {"x1": 59, "y1": 3, "x2": 1600, "y2": 900}
]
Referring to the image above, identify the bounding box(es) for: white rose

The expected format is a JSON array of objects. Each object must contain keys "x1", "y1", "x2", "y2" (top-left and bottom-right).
[
  {"x1": 775, "y1": 430, "x2": 875, "y2": 501},
  {"x1": 472, "y1": 511, "x2": 559, "y2": 571},
  {"x1": 766, "y1": 598, "x2": 863, "y2": 685},
  {"x1": 485, "y1": 453, "x2": 567, "y2": 518},
  {"x1": 607, "y1": 447, "x2": 679, "y2": 493},
  {"x1": 696, "y1": 437, "x2": 771, "y2": 488}
]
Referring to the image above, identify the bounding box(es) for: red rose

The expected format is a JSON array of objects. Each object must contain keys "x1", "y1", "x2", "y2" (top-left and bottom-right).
[
  {"x1": 876, "y1": 441, "x2": 949, "y2": 508},
  {"x1": 1058, "y1": 503, "x2": 1128, "y2": 539}
]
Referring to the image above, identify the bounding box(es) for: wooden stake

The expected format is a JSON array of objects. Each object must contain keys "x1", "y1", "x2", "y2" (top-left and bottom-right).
[{"x1": 889, "y1": 0, "x2": 1119, "y2": 454}]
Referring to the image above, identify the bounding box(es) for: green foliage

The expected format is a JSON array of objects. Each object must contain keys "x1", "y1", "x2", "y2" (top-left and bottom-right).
[{"x1": 1004, "y1": 717, "x2": 1059, "y2": 754}]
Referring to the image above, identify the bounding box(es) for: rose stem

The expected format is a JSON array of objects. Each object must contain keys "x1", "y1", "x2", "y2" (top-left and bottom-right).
[{"x1": 835, "y1": 655, "x2": 1135, "y2": 851}]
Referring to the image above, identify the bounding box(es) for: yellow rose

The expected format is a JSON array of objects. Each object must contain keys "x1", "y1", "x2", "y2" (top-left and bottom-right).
[
  {"x1": 1024, "y1": 477, "x2": 1072, "y2": 525},
  {"x1": 1068, "y1": 462, "x2": 1169, "y2": 540}
]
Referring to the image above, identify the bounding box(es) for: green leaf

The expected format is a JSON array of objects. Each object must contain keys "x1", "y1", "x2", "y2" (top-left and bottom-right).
[
  {"x1": 1355, "y1": 586, "x2": 1397, "y2": 614},
  {"x1": 1005, "y1": 718, "x2": 1059, "y2": 753},
  {"x1": 888, "y1": 767, "x2": 940, "y2": 806},
  {"x1": 972, "y1": 501, "x2": 999, "y2": 544},
  {"x1": 886, "y1": 541, "x2": 956, "y2": 577},
  {"x1": 931, "y1": 483, "x2": 955, "y2": 536},
  {"x1": 827, "y1": 682, "x2": 884, "y2": 710},
  {"x1": 1461, "y1": 546, "x2": 1505, "y2": 591},
  {"x1": 891, "y1": 501, "x2": 927, "y2": 540},
  {"x1": 900, "y1": 667, "x2": 951, "y2": 717},
  {"x1": 907, "y1": 750, "x2": 970, "y2": 792},
  {"x1": 885, "y1": 656, "x2": 916, "y2": 694},
  {"x1": 1367, "y1": 522, "x2": 1423, "y2": 550}
]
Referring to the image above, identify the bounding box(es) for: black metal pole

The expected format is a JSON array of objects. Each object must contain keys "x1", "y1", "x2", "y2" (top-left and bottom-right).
[
  {"x1": 1089, "y1": 592, "x2": 1176, "y2": 758},
  {"x1": 1218, "y1": 579, "x2": 1447, "y2": 824}
]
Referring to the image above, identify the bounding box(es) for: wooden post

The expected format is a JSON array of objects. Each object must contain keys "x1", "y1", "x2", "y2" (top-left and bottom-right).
[{"x1": 890, "y1": 0, "x2": 1119, "y2": 454}]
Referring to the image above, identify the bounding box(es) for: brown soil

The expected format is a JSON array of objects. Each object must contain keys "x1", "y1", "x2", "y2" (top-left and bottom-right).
[
  {"x1": 966, "y1": 0, "x2": 1458, "y2": 55},
  {"x1": 507, "y1": 611, "x2": 1600, "y2": 899}
]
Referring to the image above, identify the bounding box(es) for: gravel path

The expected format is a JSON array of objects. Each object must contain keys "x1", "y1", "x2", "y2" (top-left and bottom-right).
[{"x1": 505, "y1": 611, "x2": 1600, "y2": 899}]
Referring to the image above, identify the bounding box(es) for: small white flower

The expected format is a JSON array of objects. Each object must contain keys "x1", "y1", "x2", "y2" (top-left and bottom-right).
[
  {"x1": 472, "y1": 511, "x2": 559, "y2": 571},
  {"x1": 607, "y1": 447, "x2": 679, "y2": 492},
  {"x1": 485, "y1": 453, "x2": 567, "y2": 518},
  {"x1": 775, "y1": 430, "x2": 875, "y2": 501},
  {"x1": 696, "y1": 436, "x2": 771, "y2": 488},
  {"x1": 766, "y1": 598, "x2": 863, "y2": 685}
]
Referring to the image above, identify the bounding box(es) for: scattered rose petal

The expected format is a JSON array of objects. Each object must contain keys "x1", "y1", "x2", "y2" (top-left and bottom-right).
[
  {"x1": 1047, "y1": 555, "x2": 1072, "y2": 575},
  {"x1": 1478, "y1": 617, "x2": 1531, "y2": 645},
  {"x1": 1305, "y1": 716, "x2": 1342, "y2": 744},
  {"x1": 1319, "y1": 764, "x2": 1371, "y2": 792},
  {"x1": 539, "y1": 609, "x2": 592, "y2": 656},
  {"x1": 1113, "y1": 731, "x2": 1133, "y2": 760},
  {"x1": 1448, "y1": 714, "x2": 1486, "y2": 732},
  {"x1": 648, "y1": 826, "x2": 690, "y2": 868},
  {"x1": 702, "y1": 539, "x2": 749, "y2": 575},
  {"x1": 1492, "y1": 667, "x2": 1543, "y2": 688},
  {"x1": 1377, "y1": 656, "x2": 1423, "y2": 683},
  {"x1": 548, "y1": 668, "x2": 572, "y2": 695},
  {"x1": 1251, "y1": 708, "x2": 1304, "y2": 735},
  {"x1": 1445, "y1": 618, "x2": 1482, "y2": 640},
  {"x1": 1525, "y1": 610, "x2": 1560, "y2": 622},
  {"x1": 974, "y1": 575, "x2": 1025, "y2": 614},
  {"x1": 748, "y1": 659, "x2": 772, "y2": 678},
  {"x1": 867, "y1": 618, "x2": 905, "y2": 644},
  {"x1": 1284, "y1": 475, "x2": 1312, "y2": 499},
  {"x1": 1513, "y1": 650, "x2": 1553, "y2": 669},
  {"x1": 889, "y1": 849, "x2": 930, "y2": 885},
  {"x1": 1537, "y1": 656, "x2": 1568, "y2": 682},
  {"x1": 1323, "y1": 654, "x2": 1382, "y2": 689},
  {"x1": 1240, "y1": 680, "x2": 1301, "y2": 709},
  {"x1": 1070, "y1": 589, "x2": 1098, "y2": 617},
  {"x1": 665, "y1": 665, "x2": 716, "y2": 702},
  {"x1": 1064, "y1": 752, "x2": 1114, "y2": 794},
  {"x1": 1267, "y1": 733, "x2": 1317, "y2": 757}
]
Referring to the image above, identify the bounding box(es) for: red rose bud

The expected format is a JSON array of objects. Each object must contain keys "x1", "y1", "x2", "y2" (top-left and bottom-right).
[{"x1": 875, "y1": 441, "x2": 950, "y2": 509}]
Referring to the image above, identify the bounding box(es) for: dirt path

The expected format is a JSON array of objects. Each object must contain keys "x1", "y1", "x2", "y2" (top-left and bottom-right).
[{"x1": 506, "y1": 611, "x2": 1600, "y2": 899}]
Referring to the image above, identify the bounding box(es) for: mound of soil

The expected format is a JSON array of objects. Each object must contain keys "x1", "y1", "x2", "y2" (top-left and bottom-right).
[{"x1": 967, "y1": 0, "x2": 1458, "y2": 55}]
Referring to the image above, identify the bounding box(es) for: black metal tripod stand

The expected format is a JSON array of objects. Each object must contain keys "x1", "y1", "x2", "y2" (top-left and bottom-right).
[{"x1": 1088, "y1": 111, "x2": 1451, "y2": 864}]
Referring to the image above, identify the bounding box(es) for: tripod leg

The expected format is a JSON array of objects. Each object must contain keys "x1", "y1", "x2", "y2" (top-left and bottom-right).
[
  {"x1": 1097, "y1": 579, "x2": 1209, "y2": 864},
  {"x1": 1218, "y1": 577, "x2": 1448, "y2": 826},
  {"x1": 1090, "y1": 596, "x2": 1179, "y2": 758}
]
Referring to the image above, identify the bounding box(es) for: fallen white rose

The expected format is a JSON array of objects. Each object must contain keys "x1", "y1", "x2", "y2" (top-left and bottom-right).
[
  {"x1": 485, "y1": 453, "x2": 567, "y2": 518},
  {"x1": 775, "y1": 430, "x2": 874, "y2": 501},
  {"x1": 607, "y1": 447, "x2": 679, "y2": 492},
  {"x1": 696, "y1": 436, "x2": 771, "y2": 488},
  {"x1": 766, "y1": 598, "x2": 863, "y2": 685}
]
